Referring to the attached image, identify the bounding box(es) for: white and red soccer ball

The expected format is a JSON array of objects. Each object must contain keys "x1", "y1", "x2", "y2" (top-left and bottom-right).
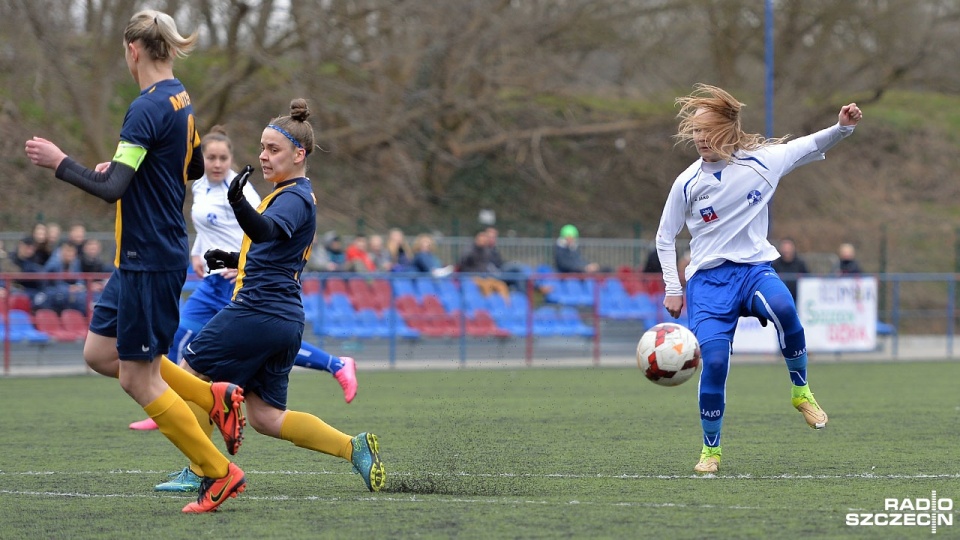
[{"x1": 636, "y1": 323, "x2": 701, "y2": 387}]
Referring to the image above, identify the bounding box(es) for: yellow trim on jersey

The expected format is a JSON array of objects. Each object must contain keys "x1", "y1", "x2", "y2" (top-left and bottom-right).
[
  {"x1": 114, "y1": 200, "x2": 123, "y2": 268},
  {"x1": 113, "y1": 141, "x2": 147, "y2": 170}
]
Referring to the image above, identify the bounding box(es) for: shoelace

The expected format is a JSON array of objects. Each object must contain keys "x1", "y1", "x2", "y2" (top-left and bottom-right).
[{"x1": 195, "y1": 477, "x2": 214, "y2": 500}]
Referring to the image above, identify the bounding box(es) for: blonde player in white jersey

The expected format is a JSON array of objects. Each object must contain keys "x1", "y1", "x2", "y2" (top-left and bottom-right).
[{"x1": 655, "y1": 84, "x2": 862, "y2": 473}]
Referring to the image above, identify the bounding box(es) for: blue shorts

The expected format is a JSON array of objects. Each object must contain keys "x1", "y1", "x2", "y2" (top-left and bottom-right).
[
  {"x1": 686, "y1": 261, "x2": 780, "y2": 346},
  {"x1": 182, "y1": 304, "x2": 303, "y2": 410},
  {"x1": 180, "y1": 274, "x2": 234, "y2": 325},
  {"x1": 89, "y1": 269, "x2": 186, "y2": 360}
]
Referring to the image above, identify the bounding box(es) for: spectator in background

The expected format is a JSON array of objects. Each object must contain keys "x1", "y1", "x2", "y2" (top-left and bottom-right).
[
  {"x1": 368, "y1": 233, "x2": 392, "y2": 272},
  {"x1": 833, "y1": 242, "x2": 863, "y2": 275},
  {"x1": 307, "y1": 231, "x2": 345, "y2": 272},
  {"x1": 10, "y1": 238, "x2": 44, "y2": 295},
  {"x1": 36, "y1": 241, "x2": 87, "y2": 313},
  {"x1": 771, "y1": 238, "x2": 808, "y2": 300},
  {"x1": 47, "y1": 222, "x2": 63, "y2": 249},
  {"x1": 27, "y1": 222, "x2": 53, "y2": 266},
  {"x1": 386, "y1": 227, "x2": 412, "y2": 272},
  {"x1": 412, "y1": 233, "x2": 454, "y2": 278},
  {"x1": 345, "y1": 234, "x2": 376, "y2": 272},
  {"x1": 458, "y1": 229, "x2": 509, "y2": 298},
  {"x1": 554, "y1": 224, "x2": 601, "y2": 274},
  {"x1": 79, "y1": 239, "x2": 110, "y2": 273},
  {"x1": 485, "y1": 226, "x2": 504, "y2": 270},
  {"x1": 66, "y1": 223, "x2": 88, "y2": 251},
  {"x1": 78, "y1": 239, "x2": 110, "y2": 296}
]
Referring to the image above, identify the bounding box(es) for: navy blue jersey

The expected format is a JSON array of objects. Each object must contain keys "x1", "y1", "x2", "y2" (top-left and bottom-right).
[
  {"x1": 115, "y1": 79, "x2": 199, "y2": 270},
  {"x1": 233, "y1": 177, "x2": 316, "y2": 321}
]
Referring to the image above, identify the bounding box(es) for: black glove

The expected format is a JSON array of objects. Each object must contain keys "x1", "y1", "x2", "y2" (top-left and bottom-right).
[
  {"x1": 204, "y1": 249, "x2": 240, "y2": 270},
  {"x1": 227, "y1": 165, "x2": 254, "y2": 205},
  {"x1": 757, "y1": 315, "x2": 768, "y2": 327}
]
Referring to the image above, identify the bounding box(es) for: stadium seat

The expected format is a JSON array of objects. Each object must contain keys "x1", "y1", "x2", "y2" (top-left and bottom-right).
[
  {"x1": 533, "y1": 306, "x2": 561, "y2": 336},
  {"x1": 6, "y1": 309, "x2": 50, "y2": 344},
  {"x1": 301, "y1": 277, "x2": 321, "y2": 296},
  {"x1": 557, "y1": 306, "x2": 595, "y2": 337},
  {"x1": 466, "y1": 309, "x2": 510, "y2": 338},
  {"x1": 323, "y1": 277, "x2": 349, "y2": 298},
  {"x1": 328, "y1": 293, "x2": 356, "y2": 315},
  {"x1": 33, "y1": 309, "x2": 76, "y2": 342},
  {"x1": 355, "y1": 308, "x2": 388, "y2": 339},
  {"x1": 391, "y1": 277, "x2": 417, "y2": 299},
  {"x1": 59, "y1": 309, "x2": 89, "y2": 341},
  {"x1": 9, "y1": 293, "x2": 33, "y2": 313},
  {"x1": 413, "y1": 277, "x2": 441, "y2": 299},
  {"x1": 382, "y1": 307, "x2": 421, "y2": 339},
  {"x1": 370, "y1": 279, "x2": 394, "y2": 309}
]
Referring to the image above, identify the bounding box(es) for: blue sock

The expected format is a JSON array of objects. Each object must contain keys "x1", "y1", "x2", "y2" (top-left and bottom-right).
[
  {"x1": 294, "y1": 341, "x2": 342, "y2": 374},
  {"x1": 751, "y1": 278, "x2": 808, "y2": 387},
  {"x1": 699, "y1": 339, "x2": 730, "y2": 447},
  {"x1": 784, "y1": 344, "x2": 808, "y2": 387}
]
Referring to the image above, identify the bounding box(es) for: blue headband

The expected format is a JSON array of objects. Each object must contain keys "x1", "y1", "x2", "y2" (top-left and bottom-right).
[{"x1": 267, "y1": 124, "x2": 304, "y2": 150}]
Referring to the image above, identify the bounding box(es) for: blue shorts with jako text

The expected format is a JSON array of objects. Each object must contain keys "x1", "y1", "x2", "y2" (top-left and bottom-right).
[{"x1": 686, "y1": 261, "x2": 781, "y2": 346}]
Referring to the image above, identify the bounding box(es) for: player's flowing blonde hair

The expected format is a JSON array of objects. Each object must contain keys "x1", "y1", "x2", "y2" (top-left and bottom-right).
[{"x1": 674, "y1": 84, "x2": 788, "y2": 162}]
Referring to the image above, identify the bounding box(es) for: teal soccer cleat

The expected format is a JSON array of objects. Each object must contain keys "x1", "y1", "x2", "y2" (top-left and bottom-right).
[
  {"x1": 155, "y1": 467, "x2": 202, "y2": 492},
  {"x1": 350, "y1": 432, "x2": 385, "y2": 492}
]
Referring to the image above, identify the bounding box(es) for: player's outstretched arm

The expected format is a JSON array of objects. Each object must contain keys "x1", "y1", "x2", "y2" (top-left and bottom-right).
[{"x1": 838, "y1": 103, "x2": 862, "y2": 127}]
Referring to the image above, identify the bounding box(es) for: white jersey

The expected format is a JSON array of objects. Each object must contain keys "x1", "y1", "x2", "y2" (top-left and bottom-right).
[
  {"x1": 190, "y1": 173, "x2": 262, "y2": 272},
  {"x1": 656, "y1": 123, "x2": 855, "y2": 296}
]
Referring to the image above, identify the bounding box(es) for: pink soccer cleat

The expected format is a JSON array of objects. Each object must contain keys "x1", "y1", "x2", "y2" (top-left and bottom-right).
[
  {"x1": 129, "y1": 417, "x2": 159, "y2": 431},
  {"x1": 334, "y1": 357, "x2": 358, "y2": 403}
]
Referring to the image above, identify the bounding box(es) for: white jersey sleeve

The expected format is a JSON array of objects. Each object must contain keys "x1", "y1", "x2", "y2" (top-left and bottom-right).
[
  {"x1": 190, "y1": 174, "x2": 262, "y2": 270},
  {"x1": 656, "y1": 161, "x2": 700, "y2": 296}
]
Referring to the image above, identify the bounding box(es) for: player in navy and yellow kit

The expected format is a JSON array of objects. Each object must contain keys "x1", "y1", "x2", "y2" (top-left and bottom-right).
[
  {"x1": 156, "y1": 99, "x2": 385, "y2": 493},
  {"x1": 25, "y1": 10, "x2": 245, "y2": 513}
]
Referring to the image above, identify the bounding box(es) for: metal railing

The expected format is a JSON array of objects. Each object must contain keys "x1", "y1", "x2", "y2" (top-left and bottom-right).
[{"x1": 3, "y1": 270, "x2": 960, "y2": 375}]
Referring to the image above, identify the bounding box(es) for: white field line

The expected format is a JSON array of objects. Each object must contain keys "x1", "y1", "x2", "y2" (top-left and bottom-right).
[
  {"x1": 2, "y1": 469, "x2": 960, "y2": 481},
  {"x1": 0, "y1": 490, "x2": 779, "y2": 510}
]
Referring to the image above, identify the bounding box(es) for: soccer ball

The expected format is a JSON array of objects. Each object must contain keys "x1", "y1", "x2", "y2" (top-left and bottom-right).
[{"x1": 636, "y1": 323, "x2": 701, "y2": 387}]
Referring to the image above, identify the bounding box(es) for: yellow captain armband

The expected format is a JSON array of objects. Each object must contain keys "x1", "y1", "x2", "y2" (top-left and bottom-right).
[{"x1": 112, "y1": 141, "x2": 147, "y2": 170}]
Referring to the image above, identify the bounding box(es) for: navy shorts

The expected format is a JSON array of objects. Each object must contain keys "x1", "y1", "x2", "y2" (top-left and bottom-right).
[
  {"x1": 182, "y1": 304, "x2": 303, "y2": 410},
  {"x1": 89, "y1": 268, "x2": 186, "y2": 360},
  {"x1": 686, "y1": 261, "x2": 781, "y2": 346}
]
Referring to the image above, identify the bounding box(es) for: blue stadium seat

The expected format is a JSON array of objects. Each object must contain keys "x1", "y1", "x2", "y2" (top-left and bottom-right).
[
  {"x1": 382, "y1": 307, "x2": 421, "y2": 339},
  {"x1": 7, "y1": 309, "x2": 51, "y2": 344},
  {"x1": 391, "y1": 277, "x2": 417, "y2": 299},
  {"x1": 557, "y1": 306, "x2": 595, "y2": 337},
  {"x1": 533, "y1": 306, "x2": 560, "y2": 336},
  {"x1": 413, "y1": 277, "x2": 440, "y2": 299}
]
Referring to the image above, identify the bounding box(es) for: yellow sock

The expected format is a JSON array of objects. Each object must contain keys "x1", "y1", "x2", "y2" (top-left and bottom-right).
[
  {"x1": 186, "y1": 402, "x2": 214, "y2": 476},
  {"x1": 144, "y1": 388, "x2": 229, "y2": 478},
  {"x1": 159, "y1": 356, "x2": 213, "y2": 411},
  {"x1": 279, "y1": 410, "x2": 353, "y2": 460}
]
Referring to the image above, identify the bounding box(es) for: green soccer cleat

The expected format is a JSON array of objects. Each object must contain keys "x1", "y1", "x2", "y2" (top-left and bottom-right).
[
  {"x1": 694, "y1": 445, "x2": 721, "y2": 474},
  {"x1": 350, "y1": 432, "x2": 385, "y2": 492},
  {"x1": 155, "y1": 467, "x2": 202, "y2": 492},
  {"x1": 792, "y1": 385, "x2": 828, "y2": 429}
]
